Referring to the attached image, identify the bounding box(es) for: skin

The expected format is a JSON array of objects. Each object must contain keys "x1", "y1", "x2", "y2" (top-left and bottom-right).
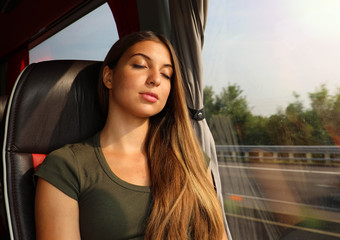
[
  {"x1": 35, "y1": 40, "x2": 228, "y2": 239},
  {"x1": 35, "y1": 179, "x2": 81, "y2": 240},
  {"x1": 99, "y1": 40, "x2": 173, "y2": 187}
]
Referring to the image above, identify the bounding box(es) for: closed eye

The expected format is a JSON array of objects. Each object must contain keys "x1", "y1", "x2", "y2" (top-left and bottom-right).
[
  {"x1": 132, "y1": 64, "x2": 146, "y2": 69},
  {"x1": 161, "y1": 73, "x2": 171, "y2": 80}
]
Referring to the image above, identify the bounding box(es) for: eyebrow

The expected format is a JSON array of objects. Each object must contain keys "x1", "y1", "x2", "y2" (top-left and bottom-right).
[{"x1": 130, "y1": 53, "x2": 173, "y2": 69}]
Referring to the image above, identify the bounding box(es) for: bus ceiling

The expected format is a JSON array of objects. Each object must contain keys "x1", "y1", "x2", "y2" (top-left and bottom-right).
[{"x1": 0, "y1": 0, "x2": 106, "y2": 60}]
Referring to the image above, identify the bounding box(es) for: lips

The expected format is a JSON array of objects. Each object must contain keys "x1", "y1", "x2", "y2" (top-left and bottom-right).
[{"x1": 140, "y1": 92, "x2": 158, "y2": 103}]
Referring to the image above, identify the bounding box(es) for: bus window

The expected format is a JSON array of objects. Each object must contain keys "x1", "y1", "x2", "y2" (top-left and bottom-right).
[
  {"x1": 203, "y1": 0, "x2": 340, "y2": 239},
  {"x1": 29, "y1": 3, "x2": 118, "y2": 63}
]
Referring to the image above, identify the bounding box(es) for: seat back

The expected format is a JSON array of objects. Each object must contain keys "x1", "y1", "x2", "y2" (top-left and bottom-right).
[
  {"x1": 0, "y1": 96, "x2": 8, "y2": 124},
  {"x1": 0, "y1": 95, "x2": 9, "y2": 239},
  {"x1": 2, "y1": 60, "x2": 105, "y2": 240}
]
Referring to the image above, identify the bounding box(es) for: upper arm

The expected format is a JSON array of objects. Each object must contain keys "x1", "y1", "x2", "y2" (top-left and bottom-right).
[{"x1": 35, "y1": 178, "x2": 81, "y2": 240}]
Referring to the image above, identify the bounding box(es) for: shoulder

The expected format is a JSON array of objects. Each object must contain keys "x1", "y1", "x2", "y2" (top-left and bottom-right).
[
  {"x1": 36, "y1": 133, "x2": 99, "y2": 179},
  {"x1": 203, "y1": 152, "x2": 211, "y2": 166},
  {"x1": 47, "y1": 134, "x2": 98, "y2": 162},
  {"x1": 34, "y1": 134, "x2": 99, "y2": 200}
]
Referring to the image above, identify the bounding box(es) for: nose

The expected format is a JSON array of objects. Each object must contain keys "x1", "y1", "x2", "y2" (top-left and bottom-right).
[{"x1": 146, "y1": 69, "x2": 161, "y2": 87}]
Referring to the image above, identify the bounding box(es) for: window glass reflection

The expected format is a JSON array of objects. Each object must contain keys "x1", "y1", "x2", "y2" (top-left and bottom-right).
[{"x1": 203, "y1": 0, "x2": 340, "y2": 239}]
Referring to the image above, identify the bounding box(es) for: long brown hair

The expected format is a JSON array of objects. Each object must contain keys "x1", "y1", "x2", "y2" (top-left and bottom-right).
[{"x1": 98, "y1": 31, "x2": 224, "y2": 239}]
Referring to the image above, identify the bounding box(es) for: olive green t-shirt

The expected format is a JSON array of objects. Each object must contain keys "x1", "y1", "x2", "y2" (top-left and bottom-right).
[{"x1": 35, "y1": 132, "x2": 152, "y2": 240}]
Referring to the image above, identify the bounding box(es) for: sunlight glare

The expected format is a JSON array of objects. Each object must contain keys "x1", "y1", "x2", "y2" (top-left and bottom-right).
[{"x1": 292, "y1": 0, "x2": 340, "y2": 37}]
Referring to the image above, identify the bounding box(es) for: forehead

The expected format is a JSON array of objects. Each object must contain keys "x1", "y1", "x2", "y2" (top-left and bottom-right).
[{"x1": 123, "y1": 40, "x2": 172, "y2": 62}]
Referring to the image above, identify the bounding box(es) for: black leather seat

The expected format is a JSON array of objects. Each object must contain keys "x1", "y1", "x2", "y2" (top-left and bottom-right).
[
  {"x1": 0, "y1": 95, "x2": 9, "y2": 239},
  {"x1": 1, "y1": 60, "x2": 105, "y2": 240},
  {"x1": 0, "y1": 96, "x2": 8, "y2": 124}
]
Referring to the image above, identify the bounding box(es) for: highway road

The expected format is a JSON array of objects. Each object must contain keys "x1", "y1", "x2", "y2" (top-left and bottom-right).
[{"x1": 218, "y1": 162, "x2": 340, "y2": 239}]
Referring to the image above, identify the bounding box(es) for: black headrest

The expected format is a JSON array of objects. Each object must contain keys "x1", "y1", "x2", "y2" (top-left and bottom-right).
[
  {"x1": 2, "y1": 60, "x2": 105, "y2": 240},
  {"x1": 0, "y1": 95, "x2": 7, "y2": 124},
  {"x1": 5, "y1": 60, "x2": 105, "y2": 153}
]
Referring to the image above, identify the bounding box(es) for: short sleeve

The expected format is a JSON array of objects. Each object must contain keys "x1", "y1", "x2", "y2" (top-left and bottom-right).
[
  {"x1": 34, "y1": 146, "x2": 80, "y2": 200},
  {"x1": 203, "y1": 152, "x2": 211, "y2": 167}
]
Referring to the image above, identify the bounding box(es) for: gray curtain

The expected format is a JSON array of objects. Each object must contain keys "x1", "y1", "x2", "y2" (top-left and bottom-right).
[{"x1": 168, "y1": 0, "x2": 232, "y2": 238}]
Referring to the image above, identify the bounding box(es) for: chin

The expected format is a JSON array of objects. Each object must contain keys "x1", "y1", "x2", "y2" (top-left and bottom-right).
[{"x1": 136, "y1": 106, "x2": 164, "y2": 118}]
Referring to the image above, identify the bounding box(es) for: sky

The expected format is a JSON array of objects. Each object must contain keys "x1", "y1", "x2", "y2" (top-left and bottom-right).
[
  {"x1": 29, "y1": 3, "x2": 119, "y2": 63},
  {"x1": 202, "y1": 0, "x2": 340, "y2": 115},
  {"x1": 30, "y1": 1, "x2": 340, "y2": 116}
]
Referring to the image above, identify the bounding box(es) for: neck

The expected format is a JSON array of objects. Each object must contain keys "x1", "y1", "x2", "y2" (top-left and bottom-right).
[{"x1": 100, "y1": 112, "x2": 149, "y2": 154}]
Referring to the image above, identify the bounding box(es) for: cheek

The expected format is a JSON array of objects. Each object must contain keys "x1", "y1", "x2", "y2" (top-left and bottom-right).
[
  {"x1": 113, "y1": 72, "x2": 136, "y2": 93},
  {"x1": 163, "y1": 82, "x2": 171, "y2": 99}
]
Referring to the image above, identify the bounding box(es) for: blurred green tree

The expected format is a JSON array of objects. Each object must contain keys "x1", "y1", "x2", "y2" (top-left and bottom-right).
[{"x1": 203, "y1": 84, "x2": 338, "y2": 146}]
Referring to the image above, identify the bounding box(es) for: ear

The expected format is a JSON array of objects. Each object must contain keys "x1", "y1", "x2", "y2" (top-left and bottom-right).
[{"x1": 103, "y1": 65, "x2": 114, "y2": 89}]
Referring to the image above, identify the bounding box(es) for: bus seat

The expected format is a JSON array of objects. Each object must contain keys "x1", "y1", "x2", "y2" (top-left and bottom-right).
[
  {"x1": 0, "y1": 96, "x2": 8, "y2": 124},
  {"x1": 0, "y1": 95, "x2": 9, "y2": 239},
  {"x1": 1, "y1": 60, "x2": 105, "y2": 240}
]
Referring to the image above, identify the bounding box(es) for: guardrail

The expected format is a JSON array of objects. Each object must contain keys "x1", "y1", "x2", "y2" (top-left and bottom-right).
[{"x1": 216, "y1": 145, "x2": 340, "y2": 164}]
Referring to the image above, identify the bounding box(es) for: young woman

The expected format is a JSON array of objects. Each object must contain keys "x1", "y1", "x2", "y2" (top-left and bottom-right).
[{"x1": 35, "y1": 31, "x2": 227, "y2": 240}]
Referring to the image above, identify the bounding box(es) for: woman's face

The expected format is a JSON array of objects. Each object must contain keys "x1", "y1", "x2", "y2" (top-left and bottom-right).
[{"x1": 103, "y1": 40, "x2": 173, "y2": 119}]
